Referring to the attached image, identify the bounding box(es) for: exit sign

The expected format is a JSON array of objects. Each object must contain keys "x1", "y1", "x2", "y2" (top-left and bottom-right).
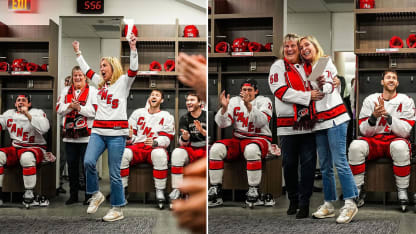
[{"x1": 8, "y1": 0, "x2": 31, "y2": 11}]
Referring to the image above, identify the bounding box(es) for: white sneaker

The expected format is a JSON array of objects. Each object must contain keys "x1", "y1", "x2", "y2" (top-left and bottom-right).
[
  {"x1": 87, "y1": 191, "x2": 105, "y2": 214},
  {"x1": 336, "y1": 203, "x2": 358, "y2": 224},
  {"x1": 312, "y1": 203, "x2": 335, "y2": 219},
  {"x1": 103, "y1": 207, "x2": 124, "y2": 222}
]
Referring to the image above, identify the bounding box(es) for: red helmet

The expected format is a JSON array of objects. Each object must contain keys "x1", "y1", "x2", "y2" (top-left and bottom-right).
[
  {"x1": 248, "y1": 42, "x2": 262, "y2": 52},
  {"x1": 232, "y1": 37, "x2": 249, "y2": 52},
  {"x1": 149, "y1": 61, "x2": 162, "y2": 71},
  {"x1": 0, "y1": 62, "x2": 10, "y2": 72},
  {"x1": 389, "y1": 36, "x2": 403, "y2": 48},
  {"x1": 407, "y1": 34, "x2": 416, "y2": 48},
  {"x1": 41, "y1": 64, "x2": 48, "y2": 71},
  {"x1": 183, "y1": 25, "x2": 199, "y2": 38},
  {"x1": 264, "y1": 42, "x2": 273, "y2": 51},
  {"x1": 11, "y1": 59, "x2": 28, "y2": 71},
  {"x1": 164, "y1": 59, "x2": 175, "y2": 72},
  {"x1": 123, "y1": 25, "x2": 138, "y2": 37},
  {"x1": 215, "y1": 42, "x2": 230, "y2": 53},
  {"x1": 26, "y1": 63, "x2": 40, "y2": 72},
  {"x1": 360, "y1": 0, "x2": 375, "y2": 9}
]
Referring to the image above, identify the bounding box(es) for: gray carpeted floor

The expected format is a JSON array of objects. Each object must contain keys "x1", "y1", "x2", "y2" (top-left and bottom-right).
[
  {"x1": 209, "y1": 215, "x2": 399, "y2": 234},
  {"x1": 0, "y1": 215, "x2": 157, "y2": 234}
]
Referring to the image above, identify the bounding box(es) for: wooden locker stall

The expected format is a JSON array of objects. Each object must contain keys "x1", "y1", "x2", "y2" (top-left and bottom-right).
[
  {"x1": 208, "y1": 0, "x2": 284, "y2": 199},
  {"x1": 354, "y1": 0, "x2": 416, "y2": 202},
  {"x1": 0, "y1": 19, "x2": 58, "y2": 198},
  {"x1": 120, "y1": 20, "x2": 206, "y2": 198}
]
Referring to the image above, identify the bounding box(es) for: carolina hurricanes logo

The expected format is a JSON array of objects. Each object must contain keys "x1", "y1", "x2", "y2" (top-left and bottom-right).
[
  {"x1": 298, "y1": 108, "x2": 309, "y2": 117},
  {"x1": 75, "y1": 116, "x2": 88, "y2": 129}
]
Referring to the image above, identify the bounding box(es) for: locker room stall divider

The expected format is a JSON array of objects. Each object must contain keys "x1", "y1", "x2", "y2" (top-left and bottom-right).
[
  {"x1": 0, "y1": 20, "x2": 58, "y2": 198},
  {"x1": 354, "y1": 0, "x2": 416, "y2": 203},
  {"x1": 208, "y1": 0, "x2": 283, "y2": 200},
  {"x1": 120, "y1": 19, "x2": 206, "y2": 198}
]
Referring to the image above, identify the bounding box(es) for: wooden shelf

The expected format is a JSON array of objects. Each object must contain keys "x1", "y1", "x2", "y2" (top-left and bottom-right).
[
  {"x1": 209, "y1": 52, "x2": 275, "y2": 58},
  {"x1": 2, "y1": 88, "x2": 53, "y2": 91},
  {"x1": 0, "y1": 72, "x2": 53, "y2": 77},
  {"x1": 358, "y1": 67, "x2": 416, "y2": 71},
  {"x1": 178, "y1": 38, "x2": 207, "y2": 42},
  {"x1": 213, "y1": 13, "x2": 273, "y2": 20},
  {"x1": 136, "y1": 71, "x2": 178, "y2": 76},
  {"x1": 0, "y1": 37, "x2": 49, "y2": 43},
  {"x1": 355, "y1": 48, "x2": 416, "y2": 55},
  {"x1": 121, "y1": 37, "x2": 176, "y2": 42},
  {"x1": 355, "y1": 8, "x2": 416, "y2": 15}
]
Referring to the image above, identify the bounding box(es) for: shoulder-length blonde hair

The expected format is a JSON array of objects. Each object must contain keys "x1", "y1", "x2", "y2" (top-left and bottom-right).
[
  {"x1": 98, "y1": 56, "x2": 124, "y2": 89},
  {"x1": 280, "y1": 33, "x2": 301, "y2": 59},
  {"x1": 300, "y1": 35, "x2": 325, "y2": 65}
]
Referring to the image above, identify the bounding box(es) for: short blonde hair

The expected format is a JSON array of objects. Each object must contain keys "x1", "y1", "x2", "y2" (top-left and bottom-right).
[
  {"x1": 280, "y1": 33, "x2": 301, "y2": 59},
  {"x1": 98, "y1": 57, "x2": 124, "y2": 89},
  {"x1": 300, "y1": 35, "x2": 325, "y2": 65}
]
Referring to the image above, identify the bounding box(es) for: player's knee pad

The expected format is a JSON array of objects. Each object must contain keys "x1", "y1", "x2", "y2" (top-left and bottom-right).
[
  {"x1": 121, "y1": 148, "x2": 133, "y2": 169},
  {"x1": 243, "y1": 143, "x2": 261, "y2": 161},
  {"x1": 151, "y1": 149, "x2": 168, "y2": 168},
  {"x1": 20, "y1": 151, "x2": 36, "y2": 167},
  {"x1": 209, "y1": 143, "x2": 227, "y2": 161},
  {"x1": 171, "y1": 148, "x2": 188, "y2": 167},
  {"x1": 390, "y1": 140, "x2": 410, "y2": 165},
  {"x1": 348, "y1": 140, "x2": 369, "y2": 165},
  {"x1": 0, "y1": 151, "x2": 6, "y2": 166}
]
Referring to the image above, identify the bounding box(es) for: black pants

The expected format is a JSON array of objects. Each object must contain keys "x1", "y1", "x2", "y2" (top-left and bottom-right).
[
  {"x1": 280, "y1": 133, "x2": 317, "y2": 208},
  {"x1": 65, "y1": 142, "x2": 88, "y2": 198}
]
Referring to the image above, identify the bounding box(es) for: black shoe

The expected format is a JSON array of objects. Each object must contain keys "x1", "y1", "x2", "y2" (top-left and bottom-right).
[
  {"x1": 313, "y1": 186, "x2": 322, "y2": 192},
  {"x1": 296, "y1": 206, "x2": 309, "y2": 219},
  {"x1": 57, "y1": 186, "x2": 67, "y2": 194},
  {"x1": 83, "y1": 193, "x2": 91, "y2": 205},
  {"x1": 65, "y1": 196, "x2": 78, "y2": 205},
  {"x1": 287, "y1": 201, "x2": 298, "y2": 215}
]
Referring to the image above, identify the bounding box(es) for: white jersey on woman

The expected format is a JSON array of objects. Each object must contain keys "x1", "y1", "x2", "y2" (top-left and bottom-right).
[{"x1": 76, "y1": 50, "x2": 138, "y2": 136}]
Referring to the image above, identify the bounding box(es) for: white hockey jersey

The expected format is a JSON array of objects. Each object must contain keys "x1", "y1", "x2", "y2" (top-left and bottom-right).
[
  {"x1": 268, "y1": 59, "x2": 312, "y2": 135},
  {"x1": 311, "y1": 58, "x2": 350, "y2": 131},
  {"x1": 0, "y1": 108, "x2": 50, "y2": 147},
  {"x1": 215, "y1": 95, "x2": 272, "y2": 145},
  {"x1": 76, "y1": 50, "x2": 138, "y2": 136},
  {"x1": 56, "y1": 85, "x2": 98, "y2": 143},
  {"x1": 359, "y1": 93, "x2": 416, "y2": 138},
  {"x1": 128, "y1": 108, "x2": 175, "y2": 148}
]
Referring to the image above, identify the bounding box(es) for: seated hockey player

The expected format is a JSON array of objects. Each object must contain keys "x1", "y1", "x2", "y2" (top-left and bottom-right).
[
  {"x1": 208, "y1": 79, "x2": 274, "y2": 208},
  {"x1": 0, "y1": 94, "x2": 50, "y2": 207},
  {"x1": 348, "y1": 70, "x2": 416, "y2": 211},
  {"x1": 120, "y1": 89, "x2": 175, "y2": 209},
  {"x1": 169, "y1": 91, "x2": 206, "y2": 208}
]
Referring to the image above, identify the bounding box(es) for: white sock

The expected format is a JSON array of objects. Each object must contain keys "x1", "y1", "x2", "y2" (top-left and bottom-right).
[
  {"x1": 324, "y1": 201, "x2": 334, "y2": 209},
  {"x1": 345, "y1": 199, "x2": 355, "y2": 206}
]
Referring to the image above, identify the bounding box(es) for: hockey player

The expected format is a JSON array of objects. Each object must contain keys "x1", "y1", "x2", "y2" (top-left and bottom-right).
[
  {"x1": 169, "y1": 91, "x2": 206, "y2": 208},
  {"x1": 120, "y1": 89, "x2": 175, "y2": 209},
  {"x1": 0, "y1": 94, "x2": 50, "y2": 207},
  {"x1": 349, "y1": 70, "x2": 416, "y2": 212},
  {"x1": 208, "y1": 79, "x2": 273, "y2": 208}
]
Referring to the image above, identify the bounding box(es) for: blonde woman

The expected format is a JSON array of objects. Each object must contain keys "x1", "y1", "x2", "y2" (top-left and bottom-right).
[
  {"x1": 72, "y1": 35, "x2": 138, "y2": 222},
  {"x1": 299, "y1": 35, "x2": 358, "y2": 224}
]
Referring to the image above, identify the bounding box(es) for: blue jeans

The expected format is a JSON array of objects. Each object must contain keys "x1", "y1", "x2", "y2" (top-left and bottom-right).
[
  {"x1": 84, "y1": 133, "x2": 126, "y2": 207},
  {"x1": 316, "y1": 121, "x2": 358, "y2": 201},
  {"x1": 281, "y1": 133, "x2": 317, "y2": 208}
]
